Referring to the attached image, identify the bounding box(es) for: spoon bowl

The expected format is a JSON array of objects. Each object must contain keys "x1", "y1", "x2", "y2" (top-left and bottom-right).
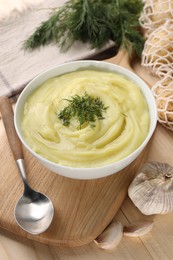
[
  {"x1": 15, "y1": 189, "x2": 54, "y2": 234},
  {"x1": 0, "y1": 97, "x2": 54, "y2": 235}
]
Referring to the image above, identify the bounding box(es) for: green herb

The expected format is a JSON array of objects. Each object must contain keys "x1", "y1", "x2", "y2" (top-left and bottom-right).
[
  {"x1": 23, "y1": 0, "x2": 145, "y2": 57},
  {"x1": 57, "y1": 92, "x2": 108, "y2": 129}
]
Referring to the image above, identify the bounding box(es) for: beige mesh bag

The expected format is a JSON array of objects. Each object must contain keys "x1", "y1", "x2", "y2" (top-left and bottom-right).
[
  {"x1": 139, "y1": 0, "x2": 173, "y2": 35},
  {"x1": 140, "y1": 1, "x2": 173, "y2": 131},
  {"x1": 141, "y1": 21, "x2": 173, "y2": 79},
  {"x1": 152, "y1": 73, "x2": 173, "y2": 131}
]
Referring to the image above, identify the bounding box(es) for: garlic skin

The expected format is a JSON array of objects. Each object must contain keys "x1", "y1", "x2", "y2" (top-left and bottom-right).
[
  {"x1": 128, "y1": 162, "x2": 173, "y2": 215},
  {"x1": 94, "y1": 221, "x2": 123, "y2": 250},
  {"x1": 124, "y1": 220, "x2": 153, "y2": 237}
]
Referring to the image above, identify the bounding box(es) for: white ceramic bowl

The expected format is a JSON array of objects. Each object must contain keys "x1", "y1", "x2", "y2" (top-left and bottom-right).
[{"x1": 14, "y1": 60, "x2": 157, "y2": 180}]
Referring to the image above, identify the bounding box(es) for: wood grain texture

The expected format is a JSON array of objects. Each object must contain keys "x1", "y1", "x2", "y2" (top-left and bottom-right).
[
  {"x1": 0, "y1": 51, "x2": 173, "y2": 258},
  {"x1": 0, "y1": 49, "x2": 152, "y2": 247},
  {"x1": 0, "y1": 117, "x2": 150, "y2": 246}
]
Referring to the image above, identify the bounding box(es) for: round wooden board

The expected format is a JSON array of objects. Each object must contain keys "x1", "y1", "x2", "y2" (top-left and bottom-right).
[{"x1": 0, "y1": 119, "x2": 150, "y2": 246}]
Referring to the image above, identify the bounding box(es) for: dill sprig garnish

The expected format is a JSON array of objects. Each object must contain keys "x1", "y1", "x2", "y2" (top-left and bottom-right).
[
  {"x1": 23, "y1": 0, "x2": 145, "y2": 57},
  {"x1": 57, "y1": 92, "x2": 108, "y2": 129}
]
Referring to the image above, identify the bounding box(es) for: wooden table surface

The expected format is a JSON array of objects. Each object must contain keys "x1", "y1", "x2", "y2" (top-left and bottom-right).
[
  {"x1": 0, "y1": 179, "x2": 173, "y2": 260},
  {"x1": 1, "y1": 57, "x2": 173, "y2": 259}
]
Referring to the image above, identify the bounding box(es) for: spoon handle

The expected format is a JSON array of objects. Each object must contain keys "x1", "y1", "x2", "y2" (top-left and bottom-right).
[{"x1": 0, "y1": 96, "x2": 23, "y2": 160}]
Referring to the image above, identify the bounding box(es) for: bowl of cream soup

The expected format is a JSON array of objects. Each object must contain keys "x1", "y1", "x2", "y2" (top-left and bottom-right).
[{"x1": 14, "y1": 61, "x2": 157, "y2": 179}]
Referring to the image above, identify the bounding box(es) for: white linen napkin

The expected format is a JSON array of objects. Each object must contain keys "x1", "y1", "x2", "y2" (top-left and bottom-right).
[{"x1": 0, "y1": 0, "x2": 112, "y2": 100}]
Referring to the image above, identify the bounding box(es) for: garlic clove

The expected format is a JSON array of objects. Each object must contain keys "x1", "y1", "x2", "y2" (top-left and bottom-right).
[
  {"x1": 123, "y1": 220, "x2": 153, "y2": 237},
  {"x1": 94, "y1": 221, "x2": 123, "y2": 250}
]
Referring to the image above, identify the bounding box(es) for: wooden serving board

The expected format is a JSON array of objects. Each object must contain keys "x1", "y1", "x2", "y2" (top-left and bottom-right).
[{"x1": 0, "y1": 50, "x2": 171, "y2": 247}]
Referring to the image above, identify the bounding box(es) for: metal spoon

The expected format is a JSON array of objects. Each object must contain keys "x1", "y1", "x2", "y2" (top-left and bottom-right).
[{"x1": 0, "y1": 97, "x2": 54, "y2": 235}]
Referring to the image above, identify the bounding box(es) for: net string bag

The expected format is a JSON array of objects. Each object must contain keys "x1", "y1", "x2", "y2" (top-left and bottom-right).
[
  {"x1": 139, "y1": 1, "x2": 173, "y2": 131},
  {"x1": 139, "y1": 0, "x2": 173, "y2": 36},
  {"x1": 152, "y1": 72, "x2": 173, "y2": 131},
  {"x1": 141, "y1": 20, "x2": 173, "y2": 79}
]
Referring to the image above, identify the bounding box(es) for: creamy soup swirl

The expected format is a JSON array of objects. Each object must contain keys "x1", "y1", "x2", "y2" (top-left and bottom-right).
[{"x1": 22, "y1": 70, "x2": 150, "y2": 167}]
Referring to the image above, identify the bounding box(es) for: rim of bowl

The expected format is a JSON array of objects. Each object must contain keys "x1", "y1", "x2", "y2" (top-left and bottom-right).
[{"x1": 14, "y1": 60, "x2": 157, "y2": 177}]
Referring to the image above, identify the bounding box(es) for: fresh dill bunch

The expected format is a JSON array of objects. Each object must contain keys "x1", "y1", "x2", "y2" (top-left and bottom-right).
[
  {"x1": 23, "y1": 0, "x2": 145, "y2": 57},
  {"x1": 57, "y1": 92, "x2": 108, "y2": 129}
]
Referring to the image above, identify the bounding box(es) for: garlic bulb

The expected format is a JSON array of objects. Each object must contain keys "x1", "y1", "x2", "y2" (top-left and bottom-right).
[
  {"x1": 124, "y1": 220, "x2": 153, "y2": 237},
  {"x1": 128, "y1": 162, "x2": 173, "y2": 215},
  {"x1": 94, "y1": 221, "x2": 123, "y2": 250}
]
